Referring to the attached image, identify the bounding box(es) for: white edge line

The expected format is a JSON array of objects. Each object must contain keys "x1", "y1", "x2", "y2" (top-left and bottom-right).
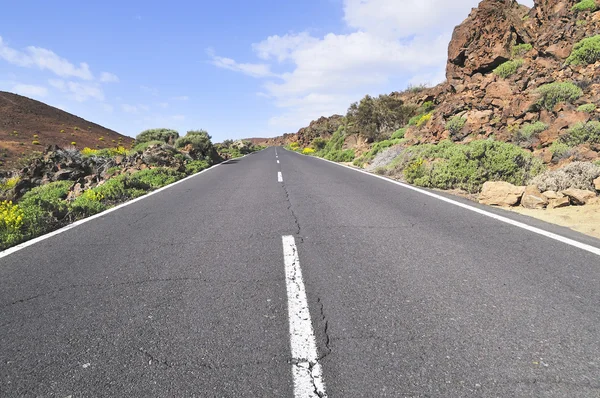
[
  {"x1": 285, "y1": 148, "x2": 600, "y2": 257},
  {"x1": 0, "y1": 152, "x2": 258, "y2": 259},
  {"x1": 282, "y1": 235, "x2": 327, "y2": 398}
]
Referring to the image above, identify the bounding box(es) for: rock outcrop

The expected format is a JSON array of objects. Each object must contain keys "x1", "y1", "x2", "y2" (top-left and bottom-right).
[
  {"x1": 3, "y1": 144, "x2": 187, "y2": 200},
  {"x1": 260, "y1": 0, "x2": 600, "y2": 167}
]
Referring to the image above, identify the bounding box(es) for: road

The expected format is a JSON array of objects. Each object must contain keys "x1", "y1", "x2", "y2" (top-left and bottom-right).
[{"x1": 1, "y1": 146, "x2": 599, "y2": 397}]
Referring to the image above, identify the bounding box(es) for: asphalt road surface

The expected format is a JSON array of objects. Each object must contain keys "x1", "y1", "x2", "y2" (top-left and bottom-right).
[{"x1": 1, "y1": 147, "x2": 599, "y2": 397}]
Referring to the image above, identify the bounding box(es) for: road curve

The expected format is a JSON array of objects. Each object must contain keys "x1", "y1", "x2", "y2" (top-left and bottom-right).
[{"x1": 1, "y1": 147, "x2": 599, "y2": 397}]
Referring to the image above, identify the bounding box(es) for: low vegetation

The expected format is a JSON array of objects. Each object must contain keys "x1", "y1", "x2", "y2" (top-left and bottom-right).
[
  {"x1": 353, "y1": 139, "x2": 403, "y2": 167},
  {"x1": 445, "y1": 116, "x2": 467, "y2": 135},
  {"x1": 0, "y1": 126, "x2": 248, "y2": 250},
  {"x1": 494, "y1": 59, "x2": 524, "y2": 78},
  {"x1": 514, "y1": 121, "x2": 548, "y2": 144},
  {"x1": 381, "y1": 140, "x2": 544, "y2": 193},
  {"x1": 560, "y1": 121, "x2": 600, "y2": 146},
  {"x1": 577, "y1": 103, "x2": 596, "y2": 113},
  {"x1": 572, "y1": 0, "x2": 598, "y2": 12},
  {"x1": 566, "y1": 35, "x2": 600, "y2": 66},
  {"x1": 530, "y1": 162, "x2": 600, "y2": 192},
  {"x1": 136, "y1": 128, "x2": 180, "y2": 145},
  {"x1": 512, "y1": 43, "x2": 533, "y2": 57},
  {"x1": 536, "y1": 82, "x2": 583, "y2": 110}
]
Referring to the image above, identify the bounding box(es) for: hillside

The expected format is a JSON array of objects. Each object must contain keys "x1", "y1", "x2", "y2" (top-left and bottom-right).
[
  {"x1": 260, "y1": 0, "x2": 600, "y2": 168},
  {"x1": 0, "y1": 91, "x2": 135, "y2": 170}
]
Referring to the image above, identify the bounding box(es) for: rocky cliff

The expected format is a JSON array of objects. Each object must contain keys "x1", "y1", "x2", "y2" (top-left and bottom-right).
[{"x1": 262, "y1": 0, "x2": 600, "y2": 166}]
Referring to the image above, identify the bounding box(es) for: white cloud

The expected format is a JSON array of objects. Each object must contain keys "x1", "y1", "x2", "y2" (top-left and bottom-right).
[
  {"x1": 100, "y1": 72, "x2": 119, "y2": 83},
  {"x1": 140, "y1": 85, "x2": 158, "y2": 96},
  {"x1": 171, "y1": 95, "x2": 189, "y2": 101},
  {"x1": 208, "y1": 49, "x2": 275, "y2": 78},
  {"x1": 209, "y1": 0, "x2": 489, "y2": 134},
  {"x1": 0, "y1": 36, "x2": 93, "y2": 80},
  {"x1": 49, "y1": 79, "x2": 104, "y2": 102},
  {"x1": 12, "y1": 83, "x2": 48, "y2": 98},
  {"x1": 102, "y1": 104, "x2": 114, "y2": 113},
  {"x1": 122, "y1": 104, "x2": 150, "y2": 114},
  {"x1": 158, "y1": 102, "x2": 169, "y2": 109}
]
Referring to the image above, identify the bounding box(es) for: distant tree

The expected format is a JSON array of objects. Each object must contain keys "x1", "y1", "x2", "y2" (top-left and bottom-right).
[
  {"x1": 136, "y1": 128, "x2": 180, "y2": 145},
  {"x1": 175, "y1": 130, "x2": 218, "y2": 161},
  {"x1": 346, "y1": 94, "x2": 417, "y2": 142}
]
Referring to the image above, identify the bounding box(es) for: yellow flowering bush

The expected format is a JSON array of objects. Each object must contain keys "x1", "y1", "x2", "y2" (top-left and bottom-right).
[
  {"x1": 0, "y1": 200, "x2": 25, "y2": 248},
  {"x1": 81, "y1": 147, "x2": 98, "y2": 156},
  {"x1": 302, "y1": 147, "x2": 316, "y2": 155},
  {"x1": 0, "y1": 176, "x2": 20, "y2": 192},
  {"x1": 416, "y1": 113, "x2": 433, "y2": 127}
]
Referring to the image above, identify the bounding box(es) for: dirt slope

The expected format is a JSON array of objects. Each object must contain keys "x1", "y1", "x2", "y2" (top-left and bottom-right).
[{"x1": 0, "y1": 91, "x2": 135, "y2": 171}]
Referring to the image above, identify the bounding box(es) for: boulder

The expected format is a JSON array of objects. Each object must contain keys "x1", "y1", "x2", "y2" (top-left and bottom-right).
[
  {"x1": 594, "y1": 177, "x2": 600, "y2": 192},
  {"x1": 521, "y1": 185, "x2": 548, "y2": 209},
  {"x1": 548, "y1": 197, "x2": 570, "y2": 209},
  {"x1": 561, "y1": 188, "x2": 597, "y2": 205},
  {"x1": 479, "y1": 181, "x2": 525, "y2": 206},
  {"x1": 542, "y1": 190, "x2": 563, "y2": 200}
]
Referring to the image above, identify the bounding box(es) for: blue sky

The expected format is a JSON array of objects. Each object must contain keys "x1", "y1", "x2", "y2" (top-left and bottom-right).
[{"x1": 0, "y1": 0, "x2": 533, "y2": 142}]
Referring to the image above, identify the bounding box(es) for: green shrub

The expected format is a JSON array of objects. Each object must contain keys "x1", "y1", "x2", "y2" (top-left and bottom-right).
[
  {"x1": 325, "y1": 149, "x2": 355, "y2": 162},
  {"x1": 69, "y1": 190, "x2": 107, "y2": 218},
  {"x1": 19, "y1": 181, "x2": 72, "y2": 235},
  {"x1": 315, "y1": 126, "x2": 346, "y2": 159},
  {"x1": 561, "y1": 121, "x2": 600, "y2": 145},
  {"x1": 353, "y1": 139, "x2": 403, "y2": 167},
  {"x1": 572, "y1": 0, "x2": 598, "y2": 12},
  {"x1": 577, "y1": 103, "x2": 596, "y2": 113},
  {"x1": 536, "y1": 82, "x2": 583, "y2": 110},
  {"x1": 421, "y1": 101, "x2": 435, "y2": 112},
  {"x1": 185, "y1": 160, "x2": 210, "y2": 174},
  {"x1": 131, "y1": 140, "x2": 165, "y2": 153},
  {"x1": 395, "y1": 140, "x2": 544, "y2": 193},
  {"x1": 514, "y1": 121, "x2": 548, "y2": 143},
  {"x1": 175, "y1": 130, "x2": 215, "y2": 160},
  {"x1": 445, "y1": 116, "x2": 467, "y2": 134},
  {"x1": 311, "y1": 137, "x2": 327, "y2": 150},
  {"x1": 127, "y1": 168, "x2": 185, "y2": 189},
  {"x1": 549, "y1": 141, "x2": 573, "y2": 159},
  {"x1": 512, "y1": 43, "x2": 533, "y2": 57},
  {"x1": 494, "y1": 59, "x2": 524, "y2": 78},
  {"x1": 566, "y1": 35, "x2": 600, "y2": 65},
  {"x1": 136, "y1": 128, "x2": 180, "y2": 145},
  {"x1": 403, "y1": 158, "x2": 428, "y2": 185},
  {"x1": 90, "y1": 176, "x2": 144, "y2": 202},
  {"x1": 391, "y1": 128, "x2": 406, "y2": 140},
  {"x1": 32, "y1": 140, "x2": 40, "y2": 145}
]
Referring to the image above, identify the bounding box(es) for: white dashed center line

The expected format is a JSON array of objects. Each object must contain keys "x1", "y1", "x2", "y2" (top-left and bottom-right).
[
  {"x1": 278, "y1": 171, "x2": 283, "y2": 182},
  {"x1": 281, "y1": 235, "x2": 327, "y2": 398}
]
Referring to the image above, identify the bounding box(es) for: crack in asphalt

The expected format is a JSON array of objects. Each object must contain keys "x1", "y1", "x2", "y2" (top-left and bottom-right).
[
  {"x1": 1, "y1": 277, "x2": 209, "y2": 309},
  {"x1": 281, "y1": 178, "x2": 302, "y2": 238},
  {"x1": 316, "y1": 297, "x2": 332, "y2": 361}
]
